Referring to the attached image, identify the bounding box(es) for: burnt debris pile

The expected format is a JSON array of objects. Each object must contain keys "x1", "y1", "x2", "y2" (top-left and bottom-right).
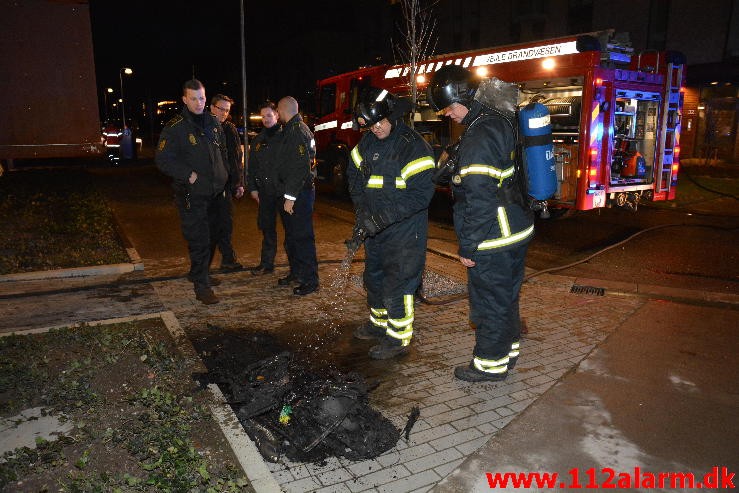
[{"x1": 199, "y1": 350, "x2": 400, "y2": 463}]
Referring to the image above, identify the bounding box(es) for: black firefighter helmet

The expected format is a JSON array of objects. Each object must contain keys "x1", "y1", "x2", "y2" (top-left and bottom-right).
[
  {"x1": 354, "y1": 87, "x2": 395, "y2": 129},
  {"x1": 427, "y1": 65, "x2": 479, "y2": 112}
]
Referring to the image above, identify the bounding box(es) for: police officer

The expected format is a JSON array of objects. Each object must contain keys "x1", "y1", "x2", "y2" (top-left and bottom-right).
[
  {"x1": 275, "y1": 96, "x2": 319, "y2": 295},
  {"x1": 246, "y1": 101, "x2": 281, "y2": 276},
  {"x1": 156, "y1": 79, "x2": 229, "y2": 305},
  {"x1": 347, "y1": 87, "x2": 435, "y2": 360},
  {"x1": 427, "y1": 65, "x2": 534, "y2": 381},
  {"x1": 210, "y1": 94, "x2": 244, "y2": 272}
]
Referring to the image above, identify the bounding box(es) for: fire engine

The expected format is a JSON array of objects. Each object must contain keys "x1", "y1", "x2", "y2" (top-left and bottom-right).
[{"x1": 313, "y1": 30, "x2": 685, "y2": 212}]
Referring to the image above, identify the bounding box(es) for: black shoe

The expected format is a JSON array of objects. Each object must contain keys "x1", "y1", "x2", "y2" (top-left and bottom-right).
[
  {"x1": 187, "y1": 274, "x2": 221, "y2": 286},
  {"x1": 293, "y1": 283, "x2": 319, "y2": 296},
  {"x1": 250, "y1": 265, "x2": 274, "y2": 276},
  {"x1": 220, "y1": 262, "x2": 243, "y2": 272},
  {"x1": 508, "y1": 356, "x2": 518, "y2": 370},
  {"x1": 195, "y1": 289, "x2": 220, "y2": 305},
  {"x1": 354, "y1": 322, "x2": 384, "y2": 340},
  {"x1": 454, "y1": 364, "x2": 508, "y2": 382},
  {"x1": 369, "y1": 343, "x2": 409, "y2": 360},
  {"x1": 277, "y1": 273, "x2": 298, "y2": 286}
]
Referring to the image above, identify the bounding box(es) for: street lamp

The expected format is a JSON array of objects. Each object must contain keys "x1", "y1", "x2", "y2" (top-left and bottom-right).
[
  {"x1": 119, "y1": 67, "x2": 133, "y2": 128},
  {"x1": 103, "y1": 87, "x2": 113, "y2": 122}
]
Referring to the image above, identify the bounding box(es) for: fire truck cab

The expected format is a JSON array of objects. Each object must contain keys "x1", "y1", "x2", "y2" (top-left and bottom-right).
[{"x1": 313, "y1": 30, "x2": 685, "y2": 212}]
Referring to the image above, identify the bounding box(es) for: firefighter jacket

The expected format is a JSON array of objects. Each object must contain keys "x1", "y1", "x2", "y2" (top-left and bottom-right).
[
  {"x1": 274, "y1": 114, "x2": 315, "y2": 201},
  {"x1": 246, "y1": 124, "x2": 281, "y2": 195},
  {"x1": 221, "y1": 119, "x2": 244, "y2": 193},
  {"x1": 156, "y1": 108, "x2": 229, "y2": 197},
  {"x1": 453, "y1": 102, "x2": 534, "y2": 258},
  {"x1": 348, "y1": 121, "x2": 435, "y2": 231}
]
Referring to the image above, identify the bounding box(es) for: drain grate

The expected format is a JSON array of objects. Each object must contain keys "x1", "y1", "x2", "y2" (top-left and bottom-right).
[{"x1": 570, "y1": 285, "x2": 606, "y2": 296}]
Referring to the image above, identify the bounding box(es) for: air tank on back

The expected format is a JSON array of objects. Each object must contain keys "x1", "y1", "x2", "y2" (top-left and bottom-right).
[{"x1": 519, "y1": 102, "x2": 556, "y2": 201}]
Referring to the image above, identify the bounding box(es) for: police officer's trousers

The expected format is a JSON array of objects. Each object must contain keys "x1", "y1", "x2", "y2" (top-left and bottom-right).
[
  {"x1": 214, "y1": 192, "x2": 237, "y2": 266},
  {"x1": 176, "y1": 192, "x2": 222, "y2": 292},
  {"x1": 468, "y1": 242, "x2": 528, "y2": 363},
  {"x1": 364, "y1": 214, "x2": 427, "y2": 346},
  {"x1": 256, "y1": 192, "x2": 280, "y2": 270},
  {"x1": 279, "y1": 187, "x2": 318, "y2": 286}
]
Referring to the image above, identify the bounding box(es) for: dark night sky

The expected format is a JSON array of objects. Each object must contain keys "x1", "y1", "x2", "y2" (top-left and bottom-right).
[{"x1": 89, "y1": 0, "x2": 397, "y2": 117}]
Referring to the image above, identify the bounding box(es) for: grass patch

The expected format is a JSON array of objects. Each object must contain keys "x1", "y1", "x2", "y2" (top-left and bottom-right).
[
  {"x1": 0, "y1": 169, "x2": 130, "y2": 275},
  {"x1": 0, "y1": 318, "x2": 252, "y2": 492}
]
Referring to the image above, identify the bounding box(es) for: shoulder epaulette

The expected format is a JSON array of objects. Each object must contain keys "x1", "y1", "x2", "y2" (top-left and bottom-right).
[{"x1": 166, "y1": 114, "x2": 184, "y2": 127}]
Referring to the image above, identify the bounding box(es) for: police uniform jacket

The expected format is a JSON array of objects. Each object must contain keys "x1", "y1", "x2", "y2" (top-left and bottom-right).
[
  {"x1": 348, "y1": 120, "x2": 435, "y2": 227},
  {"x1": 453, "y1": 102, "x2": 534, "y2": 258},
  {"x1": 274, "y1": 114, "x2": 315, "y2": 201},
  {"x1": 221, "y1": 119, "x2": 244, "y2": 193},
  {"x1": 246, "y1": 124, "x2": 281, "y2": 195},
  {"x1": 156, "y1": 108, "x2": 229, "y2": 197}
]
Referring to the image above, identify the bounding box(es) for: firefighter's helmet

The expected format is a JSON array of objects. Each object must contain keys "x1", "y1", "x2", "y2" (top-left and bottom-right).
[
  {"x1": 427, "y1": 65, "x2": 479, "y2": 111},
  {"x1": 354, "y1": 87, "x2": 394, "y2": 129}
]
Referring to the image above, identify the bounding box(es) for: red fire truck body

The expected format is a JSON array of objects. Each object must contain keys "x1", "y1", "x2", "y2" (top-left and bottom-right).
[{"x1": 313, "y1": 30, "x2": 685, "y2": 211}]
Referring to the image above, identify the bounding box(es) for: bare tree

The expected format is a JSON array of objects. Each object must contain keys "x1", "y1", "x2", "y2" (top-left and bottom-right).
[{"x1": 393, "y1": 0, "x2": 438, "y2": 127}]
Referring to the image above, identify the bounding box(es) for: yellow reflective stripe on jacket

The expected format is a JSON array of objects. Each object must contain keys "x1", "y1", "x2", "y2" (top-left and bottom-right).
[
  {"x1": 459, "y1": 164, "x2": 515, "y2": 180},
  {"x1": 400, "y1": 156, "x2": 435, "y2": 181},
  {"x1": 367, "y1": 176, "x2": 384, "y2": 188},
  {"x1": 498, "y1": 206, "x2": 511, "y2": 237},
  {"x1": 478, "y1": 224, "x2": 534, "y2": 251},
  {"x1": 351, "y1": 146, "x2": 362, "y2": 168},
  {"x1": 365, "y1": 175, "x2": 408, "y2": 189},
  {"x1": 473, "y1": 355, "x2": 509, "y2": 374}
]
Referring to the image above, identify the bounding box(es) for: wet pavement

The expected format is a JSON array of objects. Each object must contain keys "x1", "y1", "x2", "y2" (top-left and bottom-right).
[{"x1": 1, "y1": 168, "x2": 738, "y2": 492}]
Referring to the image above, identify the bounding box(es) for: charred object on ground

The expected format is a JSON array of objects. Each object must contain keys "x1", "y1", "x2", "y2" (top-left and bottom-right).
[{"x1": 197, "y1": 350, "x2": 404, "y2": 463}]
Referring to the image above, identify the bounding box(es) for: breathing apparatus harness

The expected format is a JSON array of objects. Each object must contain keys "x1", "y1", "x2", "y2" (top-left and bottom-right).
[{"x1": 433, "y1": 102, "x2": 532, "y2": 216}]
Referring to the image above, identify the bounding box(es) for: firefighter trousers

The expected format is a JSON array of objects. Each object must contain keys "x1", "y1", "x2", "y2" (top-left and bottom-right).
[
  {"x1": 364, "y1": 215, "x2": 428, "y2": 346},
  {"x1": 468, "y1": 242, "x2": 528, "y2": 363}
]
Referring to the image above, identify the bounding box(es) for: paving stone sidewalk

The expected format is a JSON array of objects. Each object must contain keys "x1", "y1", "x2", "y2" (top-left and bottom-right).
[
  {"x1": 141, "y1": 243, "x2": 645, "y2": 492},
  {"x1": 1, "y1": 232, "x2": 648, "y2": 493}
]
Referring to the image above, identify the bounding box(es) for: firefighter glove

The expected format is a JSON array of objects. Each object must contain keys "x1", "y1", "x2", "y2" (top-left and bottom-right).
[
  {"x1": 433, "y1": 140, "x2": 461, "y2": 186},
  {"x1": 345, "y1": 219, "x2": 368, "y2": 253},
  {"x1": 359, "y1": 208, "x2": 397, "y2": 237}
]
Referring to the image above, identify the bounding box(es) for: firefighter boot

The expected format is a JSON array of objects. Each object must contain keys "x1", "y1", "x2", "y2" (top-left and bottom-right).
[
  {"x1": 369, "y1": 340, "x2": 409, "y2": 360},
  {"x1": 454, "y1": 362, "x2": 508, "y2": 382},
  {"x1": 353, "y1": 321, "x2": 385, "y2": 340}
]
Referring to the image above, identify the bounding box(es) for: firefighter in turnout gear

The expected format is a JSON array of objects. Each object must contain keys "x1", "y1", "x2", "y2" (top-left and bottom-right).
[
  {"x1": 427, "y1": 65, "x2": 534, "y2": 381},
  {"x1": 347, "y1": 87, "x2": 435, "y2": 360}
]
